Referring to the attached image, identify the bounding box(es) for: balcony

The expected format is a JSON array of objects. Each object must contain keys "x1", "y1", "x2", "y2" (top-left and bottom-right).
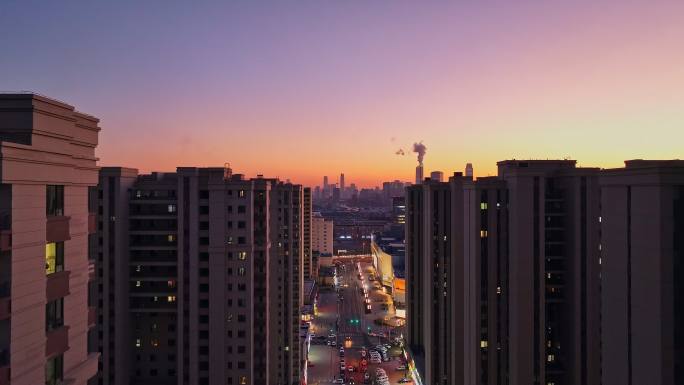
[
  {"x1": 0, "y1": 348, "x2": 9, "y2": 385},
  {"x1": 45, "y1": 325, "x2": 69, "y2": 358},
  {"x1": 0, "y1": 282, "x2": 9, "y2": 321},
  {"x1": 46, "y1": 216, "x2": 71, "y2": 243},
  {"x1": 88, "y1": 212, "x2": 97, "y2": 234},
  {"x1": 87, "y1": 307, "x2": 96, "y2": 329},
  {"x1": 46, "y1": 271, "x2": 70, "y2": 302}
]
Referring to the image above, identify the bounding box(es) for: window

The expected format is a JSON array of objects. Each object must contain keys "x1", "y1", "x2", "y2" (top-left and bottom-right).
[
  {"x1": 238, "y1": 252, "x2": 247, "y2": 260},
  {"x1": 167, "y1": 234, "x2": 175, "y2": 242},
  {"x1": 238, "y1": 267, "x2": 246, "y2": 276},
  {"x1": 45, "y1": 354, "x2": 63, "y2": 385},
  {"x1": 135, "y1": 338, "x2": 142, "y2": 348},
  {"x1": 45, "y1": 242, "x2": 64, "y2": 275},
  {"x1": 238, "y1": 190, "x2": 245, "y2": 198},
  {"x1": 237, "y1": 237, "x2": 246, "y2": 245},
  {"x1": 237, "y1": 221, "x2": 246, "y2": 229},
  {"x1": 46, "y1": 185, "x2": 64, "y2": 216},
  {"x1": 480, "y1": 202, "x2": 488, "y2": 210},
  {"x1": 46, "y1": 298, "x2": 64, "y2": 331},
  {"x1": 168, "y1": 204, "x2": 177, "y2": 213},
  {"x1": 167, "y1": 296, "x2": 176, "y2": 303},
  {"x1": 237, "y1": 206, "x2": 246, "y2": 214}
]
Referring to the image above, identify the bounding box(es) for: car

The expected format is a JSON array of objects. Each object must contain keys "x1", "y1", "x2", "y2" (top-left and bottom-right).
[
  {"x1": 326, "y1": 340, "x2": 332, "y2": 346},
  {"x1": 340, "y1": 363, "x2": 346, "y2": 371},
  {"x1": 328, "y1": 333, "x2": 336, "y2": 339},
  {"x1": 369, "y1": 356, "x2": 381, "y2": 364},
  {"x1": 339, "y1": 347, "x2": 345, "y2": 354},
  {"x1": 332, "y1": 378, "x2": 344, "y2": 384},
  {"x1": 331, "y1": 340, "x2": 337, "y2": 346},
  {"x1": 364, "y1": 372, "x2": 370, "y2": 380},
  {"x1": 399, "y1": 378, "x2": 412, "y2": 383},
  {"x1": 396, "y1": 364, "x2": 407, "y2": 370},
  {"x1": 348, "y1": 365, "x2": 354, "y2": 372}
]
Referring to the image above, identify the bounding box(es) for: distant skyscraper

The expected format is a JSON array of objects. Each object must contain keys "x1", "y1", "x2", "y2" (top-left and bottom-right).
[
  {"x1": 415, "y1": 165, "x2": 424, "y2": 184},
  {"x1": 340, "y1": 173, "x2": 345, "y2": 198},
  {"x1": 466, "y1": 163, "x2": 474, "y2": 177},
  {"x1": 430, "y1": 171, "x2": 444, "y2": 182}
]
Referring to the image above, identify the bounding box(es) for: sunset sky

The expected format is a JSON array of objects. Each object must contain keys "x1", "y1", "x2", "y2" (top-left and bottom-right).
[{"x1": 2, "y1": 1, "x2": 683, "y2": 187}]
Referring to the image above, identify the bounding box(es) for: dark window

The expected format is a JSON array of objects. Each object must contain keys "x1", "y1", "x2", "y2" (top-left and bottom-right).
[
  {"x1": 46, "y1": 298, "x2": 64, "y2": 331},
  {"x1": 199, "y1": 190, "x2": 209, "y2": 199},
  {"x1": 237, "y1": 206, "x2": 246, "y2": 214},
  {"x1": 46, "y1": 185, "x2": 64, "y2": 216},
  {"x1": 45, "y1": 354, "x2": 64, "y2": 385}
]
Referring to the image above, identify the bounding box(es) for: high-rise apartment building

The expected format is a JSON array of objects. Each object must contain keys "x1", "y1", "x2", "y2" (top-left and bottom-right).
[
  {"x1": 407, "y1": 160, "x2": 602, "y2": 385},
  {"x1": 599, "y1": 160, "x2": 684, "y2": 385},
  {"x1": 93, "y1": 167, "x2": 305, "y2": 385},
  {"x1": 302, "y1": 188, "x2": 314, "y2": 280},
  {"x1": 406, "y1": 174, "x2": 470, "y2": 384},
  {"x1": 340, "y1": 173, "x2": 345, "y2": 198},
  {"x1": 0, "y1": 93, "x2": 100, "y2": 385},
  {"x1": 312, "y1": 214, "x2": 333, "y2": 256}
]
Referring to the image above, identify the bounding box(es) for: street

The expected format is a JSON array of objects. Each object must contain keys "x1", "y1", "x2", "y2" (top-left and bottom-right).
[{"x1": 306, "y1": 262, "x2": 410, "y2": 385}]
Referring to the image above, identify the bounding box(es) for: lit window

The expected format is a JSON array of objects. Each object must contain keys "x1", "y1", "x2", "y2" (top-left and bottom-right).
[
  {"x1": 240, "y1": 376, "x2": 248, "y2": 385},
  {"x1": 238, "y1": 252, "x2": 247, "y2": 260},
  {"x1": 153, "y1": 296, "x2": 159, "y2": 302},
  {"x1": 135, "y1": 338, "x2": 142, "y2": 348},
  {"x1": 227, "y1": 237, "x2": 233, "y2": 245},
  {"x1": 480, "y1": 202, "x2": 488, "y2": 210},
  {"x1": 547, "y1": 354, "x2": 555, "y2": 362},
  {"x1": 480, "y1": 340, "x2": 488, "y2": 348},
  {"x1": 45, "y1": 242, "x2": 64, "y2": 275},
  {"x1": 167, "y1": 280, "x2": 176, "y2": 288},
  {"x1": 238, "y1": 267, "x2": 246, "y2": 276},
  {"x1": 167, "y1": 296, "x2": 176, "y2": 303},
  {"x1": 167, "y1": 235, "x2": 175, "y2": 242},
  {"x1": 239, "y1": 190, "x2": 245, "y2": 198},
  {"x1": 496, "y1": 286, "x2": 501, "y2": 294},
  {"x1": 168, "y1": 204, "x2": 176, "y2": 213},
  {"x1": 151, "y1": 339, "x2": 159, "y2": 347},
  {"x1": 480, "y1": 230, "x2": 488, "y2": 238},
  {"x1": 136, "y1": 265, "x2": 142, "y2": 272},
  {"x1": 136, "y1": 281, "x2": 141, "y2": 287}
]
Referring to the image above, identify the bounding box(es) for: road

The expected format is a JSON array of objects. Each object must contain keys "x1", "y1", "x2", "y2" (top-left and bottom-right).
[{"x1": 306, "y1": 262, "x2": 410, "y2": 385}]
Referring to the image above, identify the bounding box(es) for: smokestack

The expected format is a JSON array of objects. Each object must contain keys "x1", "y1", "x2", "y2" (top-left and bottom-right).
[
  {"x1": 413, "y1": 141, "x2": 427, "y2": 184},
  {"x1": 465, "y1": 163, "x2": 473, "y2": 177}
]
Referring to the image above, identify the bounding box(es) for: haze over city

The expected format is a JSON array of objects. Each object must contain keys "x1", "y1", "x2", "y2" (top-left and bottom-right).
[
  {"x1": 2, "y1": 2, "x2": 684, "y2": 385},
  {"x1": 3, "y1": 1, "x2": 684, "y2": 186}
]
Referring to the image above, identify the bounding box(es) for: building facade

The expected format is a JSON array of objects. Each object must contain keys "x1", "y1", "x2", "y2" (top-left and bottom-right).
[
  {"x1": 599, "y1": 160, "x2": 684, "y2": 385},
  {"x1": 93, "y1": 167, "x2": 305, "y2": 385},
  {"x1": 0, "y1": 93, "x2": 100, "y2": 385},
  {"x1": 312, "y1": 214, "x2": 333, "y2": 256},
  {"x1": 407, "y1": 161, "x2": 603, "y2": 385}
]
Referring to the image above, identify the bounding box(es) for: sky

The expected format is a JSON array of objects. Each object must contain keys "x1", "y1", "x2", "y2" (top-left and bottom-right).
[{"x1": 2, "y1": 1, "x2": 683, "y2": 187}]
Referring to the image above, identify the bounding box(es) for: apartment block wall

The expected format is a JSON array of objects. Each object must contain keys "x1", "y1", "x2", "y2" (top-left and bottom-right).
[
  {"x1": 94, "y1": 167, "x2": 304, "y2": 385},
  {"x1": 0, "y1": 94, "x2": 100, "y2": 385},
  {"x1": 600, "y1": 160, "x2": 684, "y2": 385}
]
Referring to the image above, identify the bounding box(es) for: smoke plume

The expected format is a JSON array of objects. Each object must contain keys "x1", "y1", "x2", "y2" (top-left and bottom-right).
[
  {"x1": 413, "y1": 142, "x2": 427, "y2": 165},
  {"x1": 395, "y1": 149, "x2": 405, "y2": 156}
]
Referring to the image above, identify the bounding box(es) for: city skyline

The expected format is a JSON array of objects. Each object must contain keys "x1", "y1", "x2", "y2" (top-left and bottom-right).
[{"x1": 3, "y1": 1, "x2": 684, "y2": 187}]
